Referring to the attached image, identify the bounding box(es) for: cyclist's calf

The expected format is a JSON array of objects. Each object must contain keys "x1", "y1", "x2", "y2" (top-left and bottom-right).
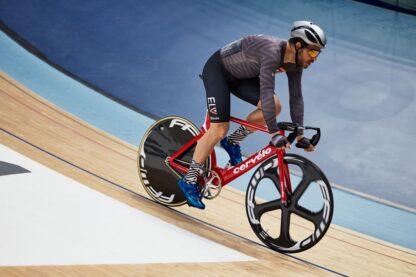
[{"x1": 193, "y1": 122, "x2": 229, "y2": 164}]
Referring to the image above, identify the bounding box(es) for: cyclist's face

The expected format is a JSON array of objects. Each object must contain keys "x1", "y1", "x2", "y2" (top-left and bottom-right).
[{"x1": 298, "y1": 46, "x2": 321, "y2": 69}]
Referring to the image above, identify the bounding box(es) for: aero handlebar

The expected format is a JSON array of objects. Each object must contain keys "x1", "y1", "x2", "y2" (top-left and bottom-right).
[{"x1": 277, "y1": 122, "x2": 321, "y2": 146}]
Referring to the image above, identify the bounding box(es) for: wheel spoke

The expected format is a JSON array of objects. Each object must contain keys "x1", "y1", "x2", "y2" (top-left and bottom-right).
[
  {"x1": 261, "y1": 169, "x2": 281, "y2": 195},
  {"x1": 280, "y1": 209, "x2": 291, "y2": 240},
  {"x1": 253, "y1": 199, "x2": 282, "y2": 218},
  {"x1": 275, "y1": 209, "x2": 296, "y2": 248},
  {"x1": 292, "y1": 178, "x2": 309, "y2": 203},
  {"x1": 291, "y1": 164, "x2": 320, "y2": 204},
  {"x1": 293, "y1": 205, "x2": 324, "y2": 228}
]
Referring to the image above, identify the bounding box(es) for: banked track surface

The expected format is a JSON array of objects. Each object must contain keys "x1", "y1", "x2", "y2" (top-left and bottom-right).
[{"x1": 0, "y1": 72, "x2": 415, "y2": 276}]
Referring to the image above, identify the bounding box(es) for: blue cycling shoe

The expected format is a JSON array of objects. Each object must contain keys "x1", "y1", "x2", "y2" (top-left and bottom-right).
[
  {"x1": 178, "y1": 178, "x2": 205, "y2": 209},
  {"x1": 220, "y1": 137, "x2": 243, "y2": 166}
]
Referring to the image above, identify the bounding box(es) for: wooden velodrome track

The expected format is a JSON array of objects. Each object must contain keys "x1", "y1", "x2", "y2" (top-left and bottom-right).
[{"x1": 0, "y1": 72, "x2": 415, "y2": 276}]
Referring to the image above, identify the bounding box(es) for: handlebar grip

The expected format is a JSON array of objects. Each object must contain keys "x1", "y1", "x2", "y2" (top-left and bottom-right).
[
  {"x1": 286, "y1": 127, "x2": 321, "y2": 147},
  {"x1": 306, "y1": 127, "x2": 321, "y2": 146}
]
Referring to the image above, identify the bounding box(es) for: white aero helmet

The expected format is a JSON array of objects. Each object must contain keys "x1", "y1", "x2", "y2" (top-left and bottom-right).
[{"x1": 291, "y1": 21, "x2": 326, "y2": 49}]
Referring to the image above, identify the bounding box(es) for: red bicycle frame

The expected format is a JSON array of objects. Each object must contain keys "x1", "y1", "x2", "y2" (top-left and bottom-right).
[{"x1": 167, "y1": 113, "x2": 293, "y2": 203}]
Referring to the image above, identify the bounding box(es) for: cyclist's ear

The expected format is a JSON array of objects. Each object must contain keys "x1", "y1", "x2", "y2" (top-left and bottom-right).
[{"x1": 295, "y1": 41, "x2": 302, "y2": 50}]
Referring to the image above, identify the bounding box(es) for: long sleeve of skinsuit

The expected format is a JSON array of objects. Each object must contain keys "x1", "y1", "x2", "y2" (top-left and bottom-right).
[
  {"x1": 257, "y1": 41, "x2": 281, "y2": 133},
  {"x1": 286, "y1": 69, "x2": 304, "y2": 134}
]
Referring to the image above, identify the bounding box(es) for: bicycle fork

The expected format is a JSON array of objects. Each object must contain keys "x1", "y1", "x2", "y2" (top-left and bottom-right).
[{"x1": 277, "y1": 149, "x2": 293, "y2": 205}]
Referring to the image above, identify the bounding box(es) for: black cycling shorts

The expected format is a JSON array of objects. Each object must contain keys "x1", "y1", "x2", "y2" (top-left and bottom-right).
[{"x1": 201, "y1": 50, "x2": 260, "y2": 123}]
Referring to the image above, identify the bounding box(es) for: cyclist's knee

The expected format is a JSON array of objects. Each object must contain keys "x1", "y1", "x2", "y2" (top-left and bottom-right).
[{"x1": 208, "y1": 122, "x2": 229, "y2": 141}]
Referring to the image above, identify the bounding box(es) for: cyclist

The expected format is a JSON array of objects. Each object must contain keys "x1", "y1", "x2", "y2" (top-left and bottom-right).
[{"x1": 179, "y1": 21, "x2": 326, "y2": 209}]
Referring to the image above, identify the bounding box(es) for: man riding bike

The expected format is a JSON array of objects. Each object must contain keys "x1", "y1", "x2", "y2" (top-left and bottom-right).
[{"x1": 178, "y1": 21, "x2": 327, "y2": 209}]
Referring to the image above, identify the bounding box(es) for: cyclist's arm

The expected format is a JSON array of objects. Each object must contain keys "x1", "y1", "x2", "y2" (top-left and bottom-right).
[
  {"x1": 286, "y1": 69, "x2": 304, "y2": 136},
  {"x1": 259, "y1": 61, "x2": 279, "y2": 135}
]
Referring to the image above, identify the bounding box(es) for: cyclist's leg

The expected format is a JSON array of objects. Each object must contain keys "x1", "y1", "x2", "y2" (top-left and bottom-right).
[
  {"x1": 193, "y1": 50, "x2": 232, "y2": 164},
  {"x1": 232, "y1": 77, "x2": 282, "y2": 132},
  {"x1": 180, "y1": 121, "x2": 228, "y2": 209},
  {"x1": 180, "y1": 50, "x2": 231, "y2": 208},
  {"x1": 214, "y1": 77, "x2": 264, "y2": 165},
  {"x1": 246, "y1": 95, "x2": 281, "y2": 128}
]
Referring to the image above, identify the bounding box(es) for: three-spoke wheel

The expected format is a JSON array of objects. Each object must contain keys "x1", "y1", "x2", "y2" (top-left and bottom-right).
[{"x1": 246, "y1": 155, "x2": 333, "y2": 253}]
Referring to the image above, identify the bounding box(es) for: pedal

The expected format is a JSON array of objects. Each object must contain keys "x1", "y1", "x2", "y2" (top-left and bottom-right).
[{"x1": 202, "y1": 170, "x2": 222, "y2": 199}]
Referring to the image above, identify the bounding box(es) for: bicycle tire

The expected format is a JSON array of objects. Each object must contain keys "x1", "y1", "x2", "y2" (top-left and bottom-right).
[
  {"x1": 245, "y1": 154, "x2": 334, "y2": 253},
  {"x1": 137, "y1": 116, "x2": 211, "y2": 206}
]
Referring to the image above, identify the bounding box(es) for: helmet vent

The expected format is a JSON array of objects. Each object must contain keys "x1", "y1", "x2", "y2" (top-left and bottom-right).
[{"x1": 304, "y1": 29, "x2": 317, "y2": 44}]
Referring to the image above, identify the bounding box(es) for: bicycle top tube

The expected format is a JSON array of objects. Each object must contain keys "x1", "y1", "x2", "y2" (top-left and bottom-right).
[
  {"x1": 229, "y1": 116, "x2": 269, "y2": 133},
  {"x1": 202, "y1": 111, "x2": 271, "y2": 133}
]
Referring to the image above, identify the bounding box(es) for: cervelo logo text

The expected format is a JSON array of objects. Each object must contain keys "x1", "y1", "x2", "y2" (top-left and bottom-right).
[{"x1": 233, "y1": 148, "x2": 272, "y2": 174}]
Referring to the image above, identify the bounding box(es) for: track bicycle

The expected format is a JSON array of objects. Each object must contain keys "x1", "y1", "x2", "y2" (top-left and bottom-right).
[{"x1": 137, "y1": 113, "x2": 333, "y2": 253}]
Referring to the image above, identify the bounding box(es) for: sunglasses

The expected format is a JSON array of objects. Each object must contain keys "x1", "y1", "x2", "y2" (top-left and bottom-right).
[{"x1": 307, "y1": 49, "x2": 321, "y2": 58}]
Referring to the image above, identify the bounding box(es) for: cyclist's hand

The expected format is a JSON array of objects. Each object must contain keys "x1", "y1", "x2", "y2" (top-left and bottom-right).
[
  {"x1": 270, "y1": 133, "x2": 291, "y2": 150},
  {"x1": 296, "y1": 136, "x2": 315, "y2": 152}
]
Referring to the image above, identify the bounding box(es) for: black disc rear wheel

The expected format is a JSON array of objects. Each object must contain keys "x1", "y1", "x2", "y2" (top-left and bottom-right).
[{"x1": 137, "y1": 116, "x2": 210, "y2": 206}]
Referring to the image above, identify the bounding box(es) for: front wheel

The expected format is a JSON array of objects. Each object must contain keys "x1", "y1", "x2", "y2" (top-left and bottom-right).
[{"x1": 245, "y1": 154, "x2": 334, "y2": 253}]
